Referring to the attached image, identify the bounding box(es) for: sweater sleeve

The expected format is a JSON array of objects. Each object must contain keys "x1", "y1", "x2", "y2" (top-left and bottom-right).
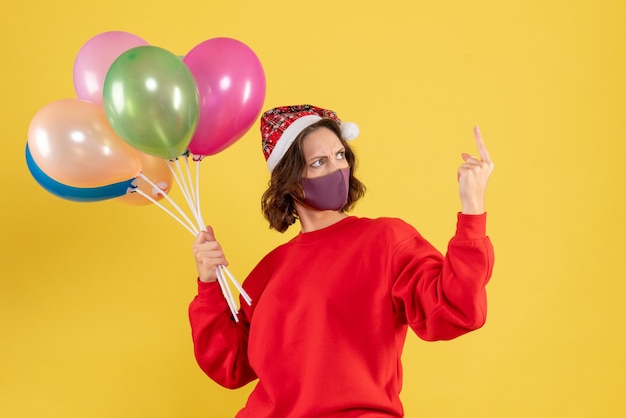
[
  {"x1": 188, "y1": 280, "x2": 257, "y2": 389},
  {"x1": 390, "y1": 213, "x2": 494, "y2": 341}
]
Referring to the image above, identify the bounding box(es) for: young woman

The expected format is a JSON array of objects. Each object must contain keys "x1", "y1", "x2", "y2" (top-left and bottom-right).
[{"x1": 189, "y1": 104, "x2": 495, "y2": 417}]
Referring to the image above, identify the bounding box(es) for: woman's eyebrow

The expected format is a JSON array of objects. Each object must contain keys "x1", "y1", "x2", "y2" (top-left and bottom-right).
[
  {"x1": 306, "y1": 154, "x2": 327, "y2": 163},
  {"x1": 306, "y1": 147, "x2": 345, "y2": 163}
]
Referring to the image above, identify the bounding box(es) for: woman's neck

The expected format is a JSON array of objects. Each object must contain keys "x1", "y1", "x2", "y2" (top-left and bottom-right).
[{"x1": 295, "y1": 203, "x2": 348, "y2": 233}]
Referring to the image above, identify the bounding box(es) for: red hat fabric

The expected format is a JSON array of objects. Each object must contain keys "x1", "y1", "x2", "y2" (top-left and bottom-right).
[{"x1": 260, "y1": 104, "x2": 359, "y2": 172}]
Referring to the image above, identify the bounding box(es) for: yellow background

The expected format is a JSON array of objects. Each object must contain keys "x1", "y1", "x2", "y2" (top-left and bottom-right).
[{"x1": 1, "y1": 0, "x2": 625, "y2": 417}]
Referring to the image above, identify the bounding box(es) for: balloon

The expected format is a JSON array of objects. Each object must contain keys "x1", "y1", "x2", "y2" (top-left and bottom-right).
[
  {"x1": 73, "y1": 31, "x2": 149, "y2": 106},
  {"x1": 103, "y1": 46, "x2": 200, "y2": 160},
  {"x1": 183, "y1": 37, "x2": 266, "y2": 156},
  {"x1": 27, "y1": 98, "x2": 142, "y2": 188},
  {"x1": 26, "y1": 144, "x2": 135, "y2": 202},
  {"x1": 117, "y1": 152, "x2": 173, "y2": 206}
]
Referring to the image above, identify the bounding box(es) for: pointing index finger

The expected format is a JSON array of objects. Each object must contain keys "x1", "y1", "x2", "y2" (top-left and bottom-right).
[{"x1": 473, "y1": 126, "x2": 492, "y2": 163}]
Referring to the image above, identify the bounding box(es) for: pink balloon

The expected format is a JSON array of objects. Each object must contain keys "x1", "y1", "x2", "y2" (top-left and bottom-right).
[
  {"x1": 73, "y1": 31, "x2": 149, "y2": 105},
  {"x1": 183, "y1": 38, "x2": 266, "y2": 156},
  {"x1": 27, "y1": 99, "x2": 142, "y2": 188}
]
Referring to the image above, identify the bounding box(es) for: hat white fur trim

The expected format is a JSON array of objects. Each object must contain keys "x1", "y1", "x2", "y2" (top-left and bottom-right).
[{"x1": 267, "y1": 115, "x2": 321, "y2": 172}]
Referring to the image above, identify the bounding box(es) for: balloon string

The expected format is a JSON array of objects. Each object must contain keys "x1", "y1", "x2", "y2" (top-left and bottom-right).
[
  {"x1": 168, "y1": 159, "x2": 203, "y2": 232},
  {"x1": 175, "y1": 158, "x2": 199, "y2": 222},
  {"x1": 194, "y1": 159, "x2": 206, "y2": 228},
  {"x1": 138, "y1": 173, "x2": 198, "y2": 235},
  {"x1": 183, "y1": 157, "x2": 198, "y2": 209},
  {"x1": 182, "y1": 157, "x2": 205, "y2": 228},
  {"x1": 167, "y1": 160, "x2": 197, "y2": 229},
  {"x1": 133, "y1": 188, "x2": 197, "y2": 236},
  {"x1": 221, "y1": 265, "x2": 252, "y2": 306},
  {"x1": 216, "y1": 265, "x2": 240, "y2": 322}
]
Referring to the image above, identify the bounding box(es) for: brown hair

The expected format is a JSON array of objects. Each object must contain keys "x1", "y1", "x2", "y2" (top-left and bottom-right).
[{"x1": 261, "y1": 118, "x2": 366, "y2": 232}]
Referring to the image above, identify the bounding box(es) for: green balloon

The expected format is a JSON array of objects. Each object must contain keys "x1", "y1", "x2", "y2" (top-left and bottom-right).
[{"x1": 103, "y1": 46, "x2": 199, "y2": 160}]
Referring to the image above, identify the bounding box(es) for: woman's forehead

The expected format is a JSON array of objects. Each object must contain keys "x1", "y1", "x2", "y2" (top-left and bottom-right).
[{"x1": 302, "y1": 127, "x2": 343, "y2": 156}]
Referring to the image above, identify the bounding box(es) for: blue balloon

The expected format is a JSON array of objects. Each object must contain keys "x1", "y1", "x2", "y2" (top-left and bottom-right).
[{"x1": 26, "y1": 144, "x2": 136, "y2": 202}]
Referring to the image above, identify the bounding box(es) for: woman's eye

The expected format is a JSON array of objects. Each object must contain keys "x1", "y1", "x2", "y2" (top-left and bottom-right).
[
  {"x1": 337, "y1": 151, "x2": 346, "y2": 160},
  {"x1": 311, "y1": 159, "x2": 324, "y2": 168}
]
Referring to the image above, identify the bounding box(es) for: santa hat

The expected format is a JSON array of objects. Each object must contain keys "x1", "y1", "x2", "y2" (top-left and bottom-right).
[{"x1": 260, "y1": 104, "x2": 359, "y2": 172}]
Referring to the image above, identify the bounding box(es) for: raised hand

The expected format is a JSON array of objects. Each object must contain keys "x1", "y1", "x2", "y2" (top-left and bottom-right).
[{"x1": 457, "y1": 126, "x2": 494, "y2": 215}]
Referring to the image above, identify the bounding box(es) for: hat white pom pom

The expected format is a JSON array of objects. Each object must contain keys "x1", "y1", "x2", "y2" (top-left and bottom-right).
[{"x1": 340, "y1": 121, "x2": 359, "y2": 141}]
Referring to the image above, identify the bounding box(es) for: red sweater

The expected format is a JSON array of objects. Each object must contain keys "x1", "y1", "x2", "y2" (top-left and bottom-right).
[{"x1": 189, "y1": 214, "x2": 494, "y2": 417}]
